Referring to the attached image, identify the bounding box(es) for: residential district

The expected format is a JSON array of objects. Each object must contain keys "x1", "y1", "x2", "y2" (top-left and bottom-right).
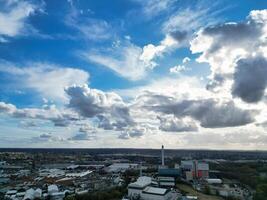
[{"x1": 1, "y1": 147, "x2": 266, "y2": 200}]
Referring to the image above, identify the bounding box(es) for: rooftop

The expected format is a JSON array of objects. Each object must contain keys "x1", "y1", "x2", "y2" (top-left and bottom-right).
[{"x1": 142, "y1": 186, "x2": 168, "y2": 195}]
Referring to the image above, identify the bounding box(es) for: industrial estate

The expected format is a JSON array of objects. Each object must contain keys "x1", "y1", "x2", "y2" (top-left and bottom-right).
[{"x1": 0, "y1": 146, "x2": 263, "y2": 200}]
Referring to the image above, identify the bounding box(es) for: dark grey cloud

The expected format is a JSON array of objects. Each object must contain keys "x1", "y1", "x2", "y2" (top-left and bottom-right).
[
  {"x1": 158, "y1": 115, "x2": 198, "y2": 132},
  {"x1": 118, "y1": 127, "x2": 145, "y2": 139},
  {"x1": 232, "y1": 56, "x2": 267, "y2": 103},
  {"x1": 199, "y1": 13, "x2": 264, "y2": 57},
  {"x1": 203, "y1": 22, "x2": 260, "y2": 52},
  {"x1": 0, "y1": 102, "x2": 78, "y2": 127},
  {"x1": 68, "y1": 132, "x2": 96, "y2": 141},
  {"x1": 65, "y1": 85, "x2": 106, "y2": 118},
  {"x1": 169, "y1": 30, "x2": 188, "y2": 44},
  {"x1": 31, "y1": 133, "x2": 64, "y2": 143},
  {"x1": 65, "y1": 85, "x2": 135, "y2": 130},
  {"x1": 143, "y1": 96, "x2": 255, "y2": 128}
]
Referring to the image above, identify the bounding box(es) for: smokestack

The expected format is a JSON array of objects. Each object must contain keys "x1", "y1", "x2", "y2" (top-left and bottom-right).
[
  {"x1": 140, "y1": 162, "x2": 142, "y2": 177},
  {"x1": 161, "y1": 145, "x2": 165, "y2": 166}
]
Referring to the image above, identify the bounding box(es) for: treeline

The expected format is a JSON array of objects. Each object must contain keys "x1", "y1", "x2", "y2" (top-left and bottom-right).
[
  {"x1": 211, "y1": 161, "x2": 267, "y2": 200},
  {"x1": 64, "y1": 187, "x2": 127, "y2": 200}
]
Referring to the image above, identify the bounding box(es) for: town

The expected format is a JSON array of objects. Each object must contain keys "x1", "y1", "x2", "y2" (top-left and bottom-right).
[{"x1": 1, "y1": 147, "x2": 265, "y2": 200}]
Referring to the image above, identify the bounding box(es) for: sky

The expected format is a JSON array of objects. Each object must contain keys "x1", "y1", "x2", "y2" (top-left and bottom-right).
[{"x1": 0, "y1": 0, "x2": 267, "y2": 149}]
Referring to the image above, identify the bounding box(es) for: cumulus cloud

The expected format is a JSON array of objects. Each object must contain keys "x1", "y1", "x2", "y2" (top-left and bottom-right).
[
  {"x1": 232, "y1": 56, "x2": 267, "y2": 103},
  {"x1": 182, "y1": 130, "x2": 267, "y2": 149},
  {"x1": 68, "y1": 132, "x2": 96, "y2": 141},
  {"x1": 158, "y1": 115, "x2": 198, "y2": 132},
  {"x1": 143, "y1": 97, "x2": 255, "y2": 128},
  {"x1": 182, "y1": 57, "x2": 191, "y2": 64},
  {"x1": 169, "y1": 65, "x2": 187, "y2": 74},
  {"x1": 118, "y1": 126, "x2": 146, "y2": 139},
  {"x1": 139, "y1": 1, "x2": 223, "y2": 68},
  {"x1": 190, "y1": 9, "x2": 267, "y2": 102},
  {"x1": 0, "y1": 61, "x2": 89, "y2": 102},
  {"x1": 140, "y1": 32, "x2": 186, "y2": 65},
  {"x1": 0, "y1": 102, "x2": 78, "y2": 127},
  {"x1": 65, "y1": 84, "x2": 135, "y2": 130},
  {"x1": 31, "y1": 133, "x2": 65, "y2": 143}
]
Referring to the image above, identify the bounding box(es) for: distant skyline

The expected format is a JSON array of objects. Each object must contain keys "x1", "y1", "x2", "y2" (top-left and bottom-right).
[{"x1": 0, "y1": 0, "x2": 267, "y2": 149}]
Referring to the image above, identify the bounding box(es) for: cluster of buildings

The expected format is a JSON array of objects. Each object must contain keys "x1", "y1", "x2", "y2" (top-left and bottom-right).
[
  {"x1": 0, "y1": 146, "x2": 253, "y2": 200},
  {"x1": 123, "y1": 145, "x2": 202, "y2": 200},
  {"x1": 1, "y1": 160, "x2": 127, "y2": 200},
  {"x1": 126, "y1": 176, "x2": 180, "y2": 200}
]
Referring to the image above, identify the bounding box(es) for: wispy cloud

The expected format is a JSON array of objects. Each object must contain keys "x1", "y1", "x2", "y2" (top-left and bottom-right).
[
  {"x1": 0, "y1": 0, "x2": 44, "y2": 41},
  {"x1": 65, "y1": 1, "x2": 113, "y2": 41},
  {"x1": 133, "y1": 0, "x2": 176, "y2": 19},
  {"x1": 81, "y1": 39, "x2": 155, "y2": 81},
  {"x1": 0, "y1": 61, "x2": 90, "y2": 102}
]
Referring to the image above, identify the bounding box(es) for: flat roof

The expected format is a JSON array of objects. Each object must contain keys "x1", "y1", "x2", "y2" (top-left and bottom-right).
[
  {"x1": 142, "y1": 187, "x2": 168, "y2": 196},
  {"x1": 128, "y1": 176, "x2": 152, "y2": 189}
]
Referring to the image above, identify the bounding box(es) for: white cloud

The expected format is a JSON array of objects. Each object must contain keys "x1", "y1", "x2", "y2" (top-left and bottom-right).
[
  {"x1": 0, "y1": 61, "x2": 89, "y2": 102},
  {"x1": 0, "y1": 0, "x2": 41, "y2": 40},
  {"x1": 182, "y1": 57, "x2": 191, "y2": 63},
  {"x1": 140, "y1": 34, "x2": 183, "y2": 65},
  {"x1": 65, "y1": 1, "x2": 112, "y2": 41},
  {"x1": 133, "y1": 0, "x2": 176, "y2": 19},
  {"x1": 190, "y1": 9, "x2": 267, "y2": 102},
  {"x1": 169, "y1": 65, "x2": 187, "y2": 74},
  {"x1": 139, "y1": 1, "x2": 224, "y2": 68},
  {"x1": 0, "y1": 102, "x2": 78, "y2": 127},
  {"x1": 31, "y1": 133, "x2": 65, "y2": 143},
  {"x1": 68, "y1": 132, "x2": 96, "y2": 141},
  {"x1": 162, "y1": 6, "x2": 219, "y2": 34},
  {"x1": 158, "y1": 115, "x2": 198, "y2": 132},
  {"x1": 82, "y1": 41, "x2": 154, "y2": 81},
  {"x1": 118, "y1": 125, "x2": 147, "y2": 139}
]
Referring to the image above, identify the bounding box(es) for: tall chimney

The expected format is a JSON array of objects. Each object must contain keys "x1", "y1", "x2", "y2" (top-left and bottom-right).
[
  {"x1": 161, "y1": 145, "x2": 165, "y2": 166},
  {"x1": 140, "y1": 162, "x2": 143, "y2": 177}
]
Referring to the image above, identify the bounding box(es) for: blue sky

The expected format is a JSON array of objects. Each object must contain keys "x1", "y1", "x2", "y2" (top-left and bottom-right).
[{"x1": 0, "y1": 0, "x2": 267, "y2": 149}]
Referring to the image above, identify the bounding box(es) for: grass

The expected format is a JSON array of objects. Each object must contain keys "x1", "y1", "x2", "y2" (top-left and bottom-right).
[{"x1": 177, "y1": 184, "x2": 224, "y2": 200}]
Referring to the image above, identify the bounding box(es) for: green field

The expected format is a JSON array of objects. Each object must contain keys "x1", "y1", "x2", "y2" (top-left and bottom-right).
[{"x1": 177, "y1": 184, "x2": 224, "y2": 200}]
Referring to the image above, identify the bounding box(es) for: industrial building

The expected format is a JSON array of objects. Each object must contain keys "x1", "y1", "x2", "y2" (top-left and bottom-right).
[
  {"x1": 127, "y1": 176, "x2": 180, "y2": 200},
  {"x1": 181, "y1": 160, "x2": 209, "y2": 181},
  {"x1": 158, "y1": 145, "x2": 180, "y2": 177}
]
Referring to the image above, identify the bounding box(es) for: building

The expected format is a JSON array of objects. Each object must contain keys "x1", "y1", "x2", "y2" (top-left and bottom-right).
[
  {"x1": 127, "y1": 176, "x2": 180, "y2": 200},
  {"x1": 106, "y1": 163, "x2": 139, "y2": 173},
  {"x1": 158, "y1": 176, "x2": 175, "y2": 187},
  {"x1": 158, "y1": 145, "x2": 181, "y2": 179},
  {"x1": 181, "y1": 160, "x2": 209, "y2": 181},
  {"x1": 158, "y1": 168, "x2": 180, "y2": 178},
  {"x1": 128, "y1": 176, "x2": 152, "y2": 198},
  {"x1": 142, "y1": 187, "x2": 174, "y2": 200}
]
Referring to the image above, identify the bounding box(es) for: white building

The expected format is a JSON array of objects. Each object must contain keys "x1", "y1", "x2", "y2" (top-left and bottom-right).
[
  {"x1": 142, "y1": 187, "x2": 173, "y2": 200},
  {"x1": 48, "y1": 184, "x2": 59, "y2": 194},
  {"x1": 158, "y1": 177, "x2": 175, "y2": 187},
  {"x1": 128, "y1": 176, "x2": 152, "y2": 198},
  {"x1": 127, "y1": 176, "x2": 180, "y2": 200},
  {"x1": 106, "y1": 163, "x2": 139, "y2": 173}
]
